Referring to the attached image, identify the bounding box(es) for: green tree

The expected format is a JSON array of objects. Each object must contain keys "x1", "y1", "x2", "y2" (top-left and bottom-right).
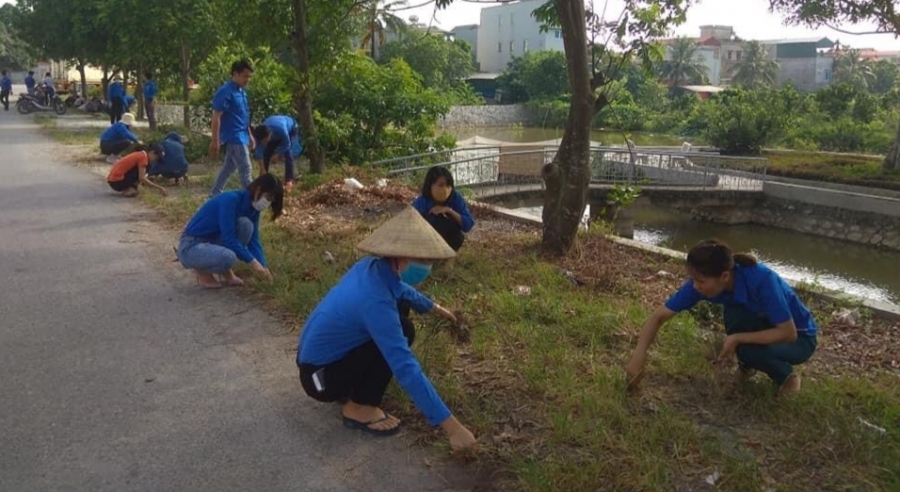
[
  {"x1": 730, "y1": 40, "x2": 779, "y2": 88},
  {"x1": 833, "y1": 47, "x2": 875, "y2": 90},
  {"x1": 815, "y1": 82, "x2": 859, "y2": 118},
  {"x1": 702, "y1": 88, "x2": 792, "y2": 154},
  {"x1": 769, "y1": 0, "x2": 900, "y2": 170},
  {"x1": 357, "y1": 0, "x2": 408, "y2": 59},
  {"x1": 0, "y1": 6, "x2": 34, "y2": 71},
  {"x1": 497, "y1": 50, "x2": 568, "y2": 103},
  {"x1": 657, "y1": 37, "x2": 708, "y2": 86},
  {"x1": 379, "y1": 35, "x2": 475, "y2": 92},
  {"x1": 870, "y1": 59, "x2": 899, "y2": 94}
]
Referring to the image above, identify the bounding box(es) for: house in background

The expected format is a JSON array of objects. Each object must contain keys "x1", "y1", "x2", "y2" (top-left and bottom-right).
[
  {"x1": 760, "y1": 37, "x2": 834, "y2": 91},
  {"x1": 476, "y1": 0, "x2": 564, "y2": 73},
  {"x1": 451, "y1": 24, "x2": 480, "y2": 70},
  {"x1": 697, "y1": 25, "x2": 744, "y2": 86},
  {"x1": 661, "y1": 35, "x2": 723, "y2": 85}
]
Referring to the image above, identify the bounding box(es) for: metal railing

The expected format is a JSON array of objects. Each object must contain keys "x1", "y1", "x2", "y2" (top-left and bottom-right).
[{"x1": 382, "y1": 145, "x2": 768, "y2": 200}]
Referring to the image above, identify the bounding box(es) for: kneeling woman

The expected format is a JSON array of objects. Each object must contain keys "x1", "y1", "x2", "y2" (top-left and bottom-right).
[
  {"x1": 177, "y1": 174, "x2": 283, "y2": 289},
  {"x1": 297, "y1": 207, "x2": 477, "y2": 452},
  {"x1": 411, "y1": 166, "x2": 475, "y2": 251},
  {"x1": 106, "y1": 144, "x2": 168, "y2": 197},
  {"x1": 626, "y1": 239, "x2": 818, "y2": 396}
]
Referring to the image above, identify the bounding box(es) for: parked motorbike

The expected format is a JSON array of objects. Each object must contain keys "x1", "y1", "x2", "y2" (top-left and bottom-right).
[{"x1": 16, "y1": 92, "x2": 67, "y2": 115}]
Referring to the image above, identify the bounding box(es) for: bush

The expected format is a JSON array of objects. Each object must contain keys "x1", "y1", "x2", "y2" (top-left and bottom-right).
[{"x1": 702, "y1": 88, "x2": 792, "y2": 155}]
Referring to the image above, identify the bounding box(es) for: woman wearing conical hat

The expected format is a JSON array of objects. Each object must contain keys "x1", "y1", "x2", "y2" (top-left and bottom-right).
[{"x1": 296, "y1": 207, "x2": 478, "y2": 452}]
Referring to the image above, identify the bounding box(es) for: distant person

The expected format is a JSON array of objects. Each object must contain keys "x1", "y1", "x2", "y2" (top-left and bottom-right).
[
  {"x1": 209, "y1": 59, "x2": 256, "y2": 196},
  {"x1": 411, "y1": 166, "x2": 475, "y2": 252},
  {"x1": 143, "y1": 71, "x2": 158, "y2": 131},
  {"x1": 252, "y1": 115, "x2": 303, "y2": 191},
  {"x1": 626, "y1": 239, "x2": 818, "y2": 397},
  {"x1": 42, "y1": 72, "x2": 55, "y2": 105},
  {"x1": 108, "y1": 76, "x2": 126, "y2": 124},
  {"x1": 24, "y1": 71, "x2": 35, "y2": 95},
  {"x1": 100, "y1": 113, "x2": 140, "y2": 163},
  {"x1": 296, "y1": 207, "x2": 477, "y2": 452},
  {"x1": 148, "y1": 132, "x2": 189, "y2": 184},
  {"x1": 177, "y1": 174, "x2": 283, "y2": 289},
  {"x1": 106, "y1": 144, "x2": 168, "y2": 197},
  {"x1": 0, "y1": 71, "x2": 11, "y2": 111}
]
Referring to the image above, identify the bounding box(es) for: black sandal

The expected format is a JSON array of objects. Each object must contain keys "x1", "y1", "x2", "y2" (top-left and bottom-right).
[{"x1": 342, "y1": 415, "x2": 401, "y2": 436}]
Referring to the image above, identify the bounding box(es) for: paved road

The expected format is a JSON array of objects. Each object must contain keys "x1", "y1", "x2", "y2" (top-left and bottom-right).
[{"x1": 0, "y1": 114, "x2": 473, "y2": 491}]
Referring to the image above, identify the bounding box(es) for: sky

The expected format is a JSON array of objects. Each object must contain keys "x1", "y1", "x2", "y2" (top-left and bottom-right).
[{"x1": 398, "y1": 0, "x2": 900, "y2": 51}]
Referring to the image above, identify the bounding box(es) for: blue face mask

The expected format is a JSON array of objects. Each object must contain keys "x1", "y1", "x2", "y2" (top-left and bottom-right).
[{"x1": 400, "y1": 261, "x2": 432, "y2": 285}]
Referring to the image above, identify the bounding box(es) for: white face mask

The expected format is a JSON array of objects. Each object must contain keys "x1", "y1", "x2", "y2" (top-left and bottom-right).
[{"x1": 252, "y1": 197, "x2": 272, "y2": 212}]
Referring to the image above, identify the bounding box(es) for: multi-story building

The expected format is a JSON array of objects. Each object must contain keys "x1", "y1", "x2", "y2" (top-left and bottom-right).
[
  {"x1": 475, "y1": 0, "x2": 565, "y2": 73},
  {"x1": 760, "y1": 37, "x2": 835, "y2": 91},
  {"x1": 451, "y1": 24, "x2": 480, "y2": 69}
]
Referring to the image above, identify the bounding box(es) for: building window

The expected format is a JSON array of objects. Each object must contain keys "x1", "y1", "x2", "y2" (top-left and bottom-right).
[
  {"x1": 554, "y1": 29, "x2": 561, "y2": 39},
  {"x1": 523, "y1": 39, "x2": 528, "y2": 52},
  {"x1": 825, "y1": 69, "x2": 832, "y2": 81},
  {"x1": 736, "y1": 51, "x2": 742, "y2": 61},
  {"x1": 727, "y1": 50, "x2": 733, "y2": 60},
  {"x1": 498, "y1": 42, "x2": 502, "y2": 53},
  {"x1": 509, "y1": 41, "x2": 515, "y2": 53}
]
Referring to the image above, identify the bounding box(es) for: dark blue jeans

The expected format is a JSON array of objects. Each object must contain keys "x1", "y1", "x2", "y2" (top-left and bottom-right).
[{"x1": 724, "y1": 304, "x2": 817, "y2": 385}]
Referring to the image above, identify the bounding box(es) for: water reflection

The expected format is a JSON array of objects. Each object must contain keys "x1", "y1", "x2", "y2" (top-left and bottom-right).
[{"x1": 495, "y1": 198, "x2": 900, "y2": 303}]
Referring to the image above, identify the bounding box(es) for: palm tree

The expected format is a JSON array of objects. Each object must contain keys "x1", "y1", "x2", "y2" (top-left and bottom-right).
[
  {"x1": 658, "y1": 37, "x2": 708, "y2": 87},
  {"x1": 833, "y1": 47, "x2": 875, "y2": 90},
  {"x1": 357, "y1": 0, "x2": 408, "y2": 59},
  {"x1": 730, "y1": 41, "x2": 779, "y2": 88}
]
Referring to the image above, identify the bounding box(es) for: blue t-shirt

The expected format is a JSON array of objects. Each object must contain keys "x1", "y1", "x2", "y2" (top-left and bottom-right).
[
  {"x1": 148, "y1": 132, "x2": 189, "y2": 177},
  {"x1": 143, "y1": 80, "x2": 158, "y2": 101},
  {"x1": 100, "y1": 122, "x2": 139, "y2": 144},
  {"x1": 665, "y1": 263, "x2": 817, "y2": 335},
  {"x1": 182, "y1": 190, "x2": 266, "y2": 266},
  {"x1": 108, "y1": 82, "x2": 126, "y2": 103},
  {"x1": 411, "y1": 190, "x2": 476, "y2": 233},
  {"x1": 212, "y1": 80, "x2": 250, "y2": 146},
  {"x1": 253, "y1": 115, "x2": 301, "y2": 163},
  {"x1": 0, "y1": 77, "x2": 11, "y2": 91},
  {"x1": 297, "y1": 257, "x2": 450, "y2": 427},
  {"x1": 24, "y1": 75, "x2": 35, "y2": 90}
]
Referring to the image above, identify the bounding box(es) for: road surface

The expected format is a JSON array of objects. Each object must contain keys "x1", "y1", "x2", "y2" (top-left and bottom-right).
[{"x1": 0, "y1": 112, "x2": 475, "y2": 491}]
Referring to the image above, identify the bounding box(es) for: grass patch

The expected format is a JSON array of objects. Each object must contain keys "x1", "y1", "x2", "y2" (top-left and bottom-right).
[
  {"x1": 43, "y1": 118, "x2": 900, "y2": 491},
  {"x1": 764, "y1": 151, "x2": 900, "y2": 191}
]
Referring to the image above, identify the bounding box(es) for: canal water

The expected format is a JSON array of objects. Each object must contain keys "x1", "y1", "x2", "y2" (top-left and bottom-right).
[{"x1": 495, "y1": 198, "x2": 900, "y2": 304}]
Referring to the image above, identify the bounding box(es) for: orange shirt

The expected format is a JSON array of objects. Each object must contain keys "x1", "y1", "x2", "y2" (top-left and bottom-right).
[{"x1": 107, "y1": 151, "x2": 149, "y2": 182}]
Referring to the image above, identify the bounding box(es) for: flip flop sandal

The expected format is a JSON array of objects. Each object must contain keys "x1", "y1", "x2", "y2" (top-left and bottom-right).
[{"x1": 342, "y1": 415, "x2": 401, "y2": 437}]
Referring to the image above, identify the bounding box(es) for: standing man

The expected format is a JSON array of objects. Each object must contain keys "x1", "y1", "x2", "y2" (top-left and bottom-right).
[
  {"x1": 42, "y1": 72, "x2": 55, "y2": 106},
  {"x1": 209, "y1": 60, "x2": 256, "y2": 196},
  {"x1": 143, "y1": 71, "x2": 158, "y2": 131},
  {"x1": 0, "y1": 71, "x2": 11, "y2": 111},
  {"x1": 108, "y1": 76, "x2": 126, "y2": 125},
  {"x1": 24, "y1": 71, "x2": 35, "y2": 95}
]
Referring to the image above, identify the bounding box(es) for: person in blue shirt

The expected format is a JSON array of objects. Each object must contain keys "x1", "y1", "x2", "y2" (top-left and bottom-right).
[
  {"x1": 0, "y1": 71, "x2": 11, "y2": 111},
  {"x1": 148, "y1": 132, "x2": 189, "y2": 184},
  {"x1": 411, "y1": 166, "x2": 475, "y2": 252},
  {"x1": 251, "y1": 115, "x2": 302, "y2": 191},
  {"x1": 209, "y1": 60, "x2": 256, "y2": 196},
  {"x1": 24, "y1": 71, "x2": 36, "y2": 95},
  {"x1": 41, "y1": 72, "x2": 55, "y2": 105},
  {"x1": 626, "y1": 239, "x2": 818, "y2": 397},
  {"x1": 178, "y1": 174, "x2": 282, "y2": 288},
  {"x1": 142, "y1": 72, "x2": 158, "y2": 131},
  {"x1": 108, "y1": 76, "x2": 126, "y2": 124},
  {"x1": 99, "y1": 112, "x2": 140, "y2": 162},
  {"x1": 297, "y1": 207, "x2": 478, "y2": 452}
]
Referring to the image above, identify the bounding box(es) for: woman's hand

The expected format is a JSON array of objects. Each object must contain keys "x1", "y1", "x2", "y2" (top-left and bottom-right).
[
  {"x1": 625, "y1": 357, "x2": 644, "y2": 394},
  {"x1": 441, "y1": 416, "x2": 477, "y2": 454},
  {"x1": 251, "y1": 260, "x2": 272, "y2": 280},
  {"x1": 433, "y1": 304, "x2": 458, "y2": 324},
  {"x1": 429, "y1": 205, "x2": 452, "y2": 216}
]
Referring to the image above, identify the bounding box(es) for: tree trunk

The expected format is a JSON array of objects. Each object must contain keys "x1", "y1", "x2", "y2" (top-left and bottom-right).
[
  {"x1": 101, "y1": 68, "x2": 110, "y2": 101},
  {"x1": 179, "y1": 40, "x2": 191, "y2": 129},
  {"x1": 883, "y1": 116, "x2": 900, "y2": 171},
  {"x1": 291, "y1": 0, "x2": 325, "y2": 174},
  {"x1": 540, "y1": 0, "x2": 593, "y2": 255},
  {"x1": 77, "y1": 62, "x2": 87, "y2": 98},
  {"x1": 136, "y1": 62, "x2": 145, "y2": 121}
]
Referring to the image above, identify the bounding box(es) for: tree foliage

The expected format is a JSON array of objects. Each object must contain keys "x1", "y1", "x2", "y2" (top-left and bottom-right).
[
  {"x1": 497, "y1": 50, "x2": 569, "y2": 103},
  {"x1": 833, "y1": 47, "x2": 875, "y2": 90},
  {"x1": 730, "y1": 40, "x2": 779, "y2": 88},
  {"x1": 379, "y1": 34, "x2": 478, "y2": 103},
  {"x1": 702, "y1": 88, "x2": 793, "y2": 154},
  {"x1": 657, "y1": 37, "x2": 708, "y2": 86}
]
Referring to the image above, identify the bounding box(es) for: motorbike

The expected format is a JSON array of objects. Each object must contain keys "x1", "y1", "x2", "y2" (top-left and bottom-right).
[{"x1": 16, "y1": 92, "x2": 67, "y2": 115}]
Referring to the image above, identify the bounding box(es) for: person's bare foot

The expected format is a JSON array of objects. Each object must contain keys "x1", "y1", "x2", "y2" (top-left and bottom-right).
[
  {"x1": 196, "y1": 270, "x2": 221, "y2": 289},
  {"x1": 221, "y1": 270, "x2": 244, "y2": 286},
  {"x1": 777, "y1": 374, "x2": 801, "y2": 397},
  {"x1": 121, "y1": 187, "x2": 138, "y2": 197},
  {"x1": 342, "y1": 401, "x2": 400, "y2": 432}
]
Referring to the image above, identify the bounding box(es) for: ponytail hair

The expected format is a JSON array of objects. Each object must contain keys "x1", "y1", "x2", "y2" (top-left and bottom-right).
[{"x1": 686, "y1": 239, "x2": 757, "y2": 277}]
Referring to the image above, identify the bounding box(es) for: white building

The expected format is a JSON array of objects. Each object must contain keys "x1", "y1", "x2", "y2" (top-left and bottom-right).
[
  {"x1": 451, "y1": 24, "x2": 479, "y2": 69},
  {"x1": 475, "y1": 0, "x2": 565, "y2": 73}
]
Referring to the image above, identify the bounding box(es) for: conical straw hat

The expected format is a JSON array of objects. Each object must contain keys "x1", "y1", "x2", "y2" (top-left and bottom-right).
[{"x1": 357, "y1": 206, "x2": 456, "y2": 260}]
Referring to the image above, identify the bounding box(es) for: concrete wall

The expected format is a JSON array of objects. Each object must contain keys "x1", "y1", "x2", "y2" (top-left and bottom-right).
[
  {"x1": 477, "y1": 0, "x2": 564, "y2": 73},
  {"x1": 439, "y1": 104, "x2": 537, "y2": 127},
  {"x1": 765, "y1": 175, "x2": 900, "y2": 200},
  {"x1": 777, "y1": 56, "x2": 833, "y2": 91},
  {"x1": 155, "y1": 104, "x2": 212, "y2": 132},
  {"x1": 763, "y1": 181, "x2": 900, "y2": 218}
]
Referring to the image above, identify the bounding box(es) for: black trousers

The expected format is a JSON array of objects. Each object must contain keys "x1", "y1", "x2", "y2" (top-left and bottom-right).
[
  {"x1": 299, "y1": 301, "x2": 415, "y2": 407},
  {"x1": 100, "y1": 139, "x2": 133, "y2": 156},
  {"x1": 108, "y1": 166, "x2": 140, "y2": 192},
  {"x1": 0, "y1": 90, "x2": 9, "y2": 110},
  {"x1": 429, "y1": 214, "x2": 464, "y2": 251},
  {"x1": 110, "y1": 98, "x2": 124, "y2": 124}
]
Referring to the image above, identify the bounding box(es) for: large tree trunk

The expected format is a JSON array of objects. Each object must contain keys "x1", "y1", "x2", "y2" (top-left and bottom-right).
[
  {"x1": 77, "y1": 62, "x2": 87, "y2": 98},
  {"x1": 179, "y1": 40, "x2": 191, "y2": 129},
  {"x1": 540, "y1": 0, "x2": 593, "y2": 255},
  {"x1": 136, "y1": 62, "x2": 145, "y2": 121},
  {"x1": 291, "y1": 0, "x2": 326, "y2": 174},
  {"x1": 884, "y1": 117, "x2": 900, "y2": 171}
]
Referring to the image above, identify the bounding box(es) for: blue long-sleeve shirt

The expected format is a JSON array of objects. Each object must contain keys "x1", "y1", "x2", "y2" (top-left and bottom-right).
[
  {"x1": 108, "y1": 81, "x2": 125, "y2": 103},
  {"x1": 1, "y1": 77, "x2": 11, "y2": 91},
  {"x1": 143, "y1": 80, "x2": 158, "y2": 101},
  {"x1": 100, "y1": 122, "x2": 139, "y2": 143},
  {"x1": 411, "y1": 190, "x2": 476, "y2": 233},
  {"x1": 297, "y1": 257, "x2": 451, "y2": 427},
  {"x1": 253, "y1": 115, "x2": 301, "y2": 164},
  {"x1": 24, "y1": 75, "x2": 35, "y2": 91},
  {"x1": 182, "y1": 190, "x2": 267, "y2": 266}
]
